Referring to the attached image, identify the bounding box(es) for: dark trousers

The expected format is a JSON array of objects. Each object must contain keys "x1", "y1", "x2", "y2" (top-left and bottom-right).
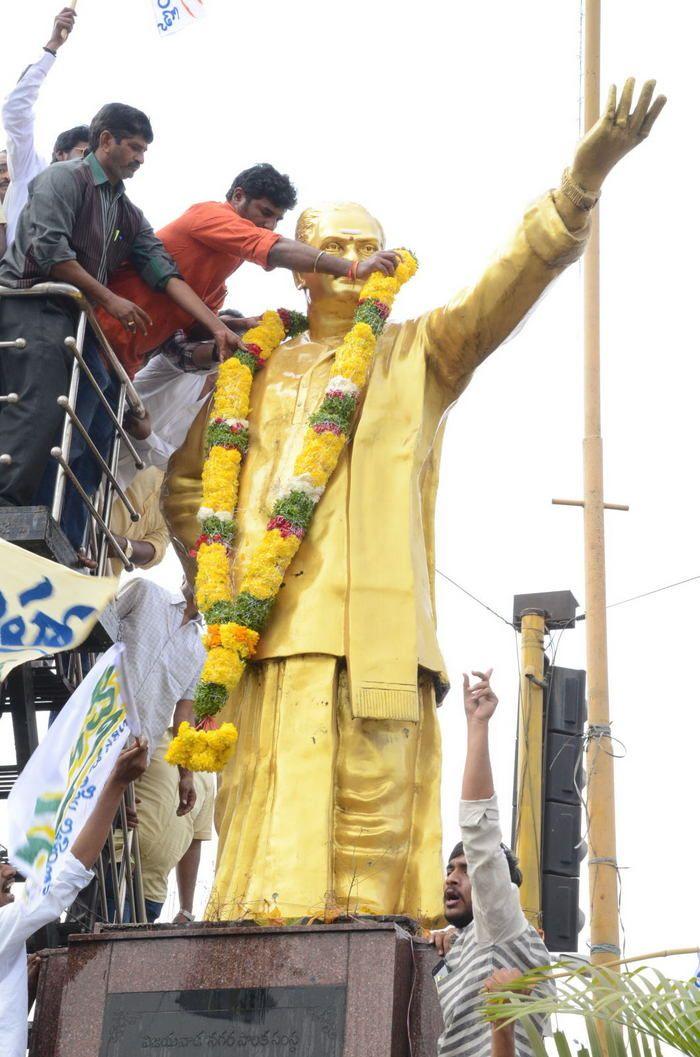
[
  {"x1": 35, "y1": 330, "x2": 120, "y2": 549},
  {"x1": 0, "y1": 296, "x2": 76, "y2": 507},
  {"x1": 104, "y1": 865, "x2": 164, "y2": 923}
]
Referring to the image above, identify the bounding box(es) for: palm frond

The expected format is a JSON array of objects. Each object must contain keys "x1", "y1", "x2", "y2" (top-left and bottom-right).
[{"x1": 484, "y1": 961, "x2": 700, "y2": 1057}]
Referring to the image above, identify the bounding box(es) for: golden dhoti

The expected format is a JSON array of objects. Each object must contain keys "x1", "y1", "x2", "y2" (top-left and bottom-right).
[{"x1": 210, "y1": 656, "x2": 444, "y2": 925}]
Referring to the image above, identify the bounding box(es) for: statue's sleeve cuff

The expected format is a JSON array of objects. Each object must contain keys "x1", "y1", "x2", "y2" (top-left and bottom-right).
[{"x1": 524, "y1": 191, "x2": 590, "y2": 269}]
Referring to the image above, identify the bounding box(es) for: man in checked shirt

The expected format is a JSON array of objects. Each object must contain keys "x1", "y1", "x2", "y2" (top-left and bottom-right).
[
  {"x1": 0, "y1": 101, "x2": 243, "y2": 538},
  {"x1": 430, "y1": 669, "x2": 554, "y2": 1057}
]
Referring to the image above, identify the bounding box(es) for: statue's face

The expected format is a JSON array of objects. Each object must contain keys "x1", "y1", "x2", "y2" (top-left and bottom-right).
[{"x1": 299, "y1": 203, "x2": 384, "y2": 304}]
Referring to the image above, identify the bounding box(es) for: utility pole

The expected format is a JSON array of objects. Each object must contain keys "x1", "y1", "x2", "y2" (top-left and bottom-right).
[{"x1": 553, "y1": 0, "x2": 622, "y2": 969}]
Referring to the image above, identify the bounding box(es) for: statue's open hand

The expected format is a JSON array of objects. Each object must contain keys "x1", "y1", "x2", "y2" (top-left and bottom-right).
[{"x1": 572, "y1": 78, "x2": 666, "y2": 193}]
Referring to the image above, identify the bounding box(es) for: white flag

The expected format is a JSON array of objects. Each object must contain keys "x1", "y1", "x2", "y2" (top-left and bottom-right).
[
  {"x1": 152, "y1": 0, "x2": 206, "y2": 39},
  {"x1": 6, "y1": 644, "x2": 139, "y2": 904}
]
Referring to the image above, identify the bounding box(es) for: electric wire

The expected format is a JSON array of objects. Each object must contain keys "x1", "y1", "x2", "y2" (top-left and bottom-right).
[
  {"x1": 438, "y1": 564, "x2": 700, "y2": 626},
  {"x1": 436, "y1": 568, "x2": 514, "y2": 628},
  {"x1": 603, "y1": 573, "x2": 700, "y2": 613}
]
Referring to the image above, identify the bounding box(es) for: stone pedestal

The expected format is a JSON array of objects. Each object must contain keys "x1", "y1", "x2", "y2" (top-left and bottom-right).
[{"x1": 34, "y1": 921, "x2": 443, "y2": 1057}]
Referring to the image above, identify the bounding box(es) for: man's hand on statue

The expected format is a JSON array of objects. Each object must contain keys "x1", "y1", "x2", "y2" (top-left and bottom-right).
[
  {"x1": 46, "y1": 7, "x2": 77, "y2": 52},
  {"x1": 429, "y1": 926, "x2": 458, "y2": 956},
  {"x1": 177, "y1": 771, "x2": 197, "y2": 816},
  {"x1": 357, "y1": 250, "x2": 402, "y2": 280},
  {"x1": 225, "y1": 315, "x2": 263, "y2": 335},
  {"x1": 463, "y1": 669, "x2": 498, "y2": 724},
  {"x1": 571, "y1": 77, "x2": 667, "y2": 194}
]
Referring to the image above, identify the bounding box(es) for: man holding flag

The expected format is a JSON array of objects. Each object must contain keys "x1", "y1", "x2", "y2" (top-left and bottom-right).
[
  {"x1": 0, "y1": 739, "x2": 148, "y2": 1057},
  {"x1": 1, "y1": 6, "x2": 89, "y2": 245}
]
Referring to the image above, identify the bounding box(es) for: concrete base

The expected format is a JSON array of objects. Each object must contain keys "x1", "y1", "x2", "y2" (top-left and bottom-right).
[{"x1": 31, "y1": 921, "x2": 443, "y2": 1057}]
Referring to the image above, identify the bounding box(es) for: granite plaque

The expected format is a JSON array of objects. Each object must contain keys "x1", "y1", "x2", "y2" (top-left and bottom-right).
[{"x1": 99, "y1": 986, "x2": 346, "y2": 1056}]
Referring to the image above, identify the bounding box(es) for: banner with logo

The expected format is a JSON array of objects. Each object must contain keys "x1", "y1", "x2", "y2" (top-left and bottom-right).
[
  {"x1": 6, "y1": 644, "x2": 139, "y2": 903},
  {"x1": 152, "y1": 0, "x2": 206, "y2": 38},
  {"x1": 0, "y1": 539, "x2": 117, "y2": 682}
]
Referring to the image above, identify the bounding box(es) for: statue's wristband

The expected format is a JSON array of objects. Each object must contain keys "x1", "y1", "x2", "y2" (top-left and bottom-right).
[{"x1": 560, "y1": 168, "x2": 601, "y2": 211}]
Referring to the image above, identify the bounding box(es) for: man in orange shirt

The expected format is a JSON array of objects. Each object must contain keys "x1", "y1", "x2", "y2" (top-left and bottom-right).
[{"x1": 100, "y1": 162, "x2": 401, "y2": 376}]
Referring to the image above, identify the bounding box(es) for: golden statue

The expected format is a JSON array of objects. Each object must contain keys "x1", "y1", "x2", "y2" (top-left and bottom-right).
[{"x1": 163, "y1": 79, "x2": 664, "y2": 924}]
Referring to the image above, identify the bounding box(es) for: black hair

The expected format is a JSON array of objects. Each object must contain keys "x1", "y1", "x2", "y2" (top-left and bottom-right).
[
  {"x1": 52, "y1": 125, "x2": 90, "y2": 161},
  {"x1": 225, "y1": 163, "x2": 297, "y2": 210},
  {"x1": 448, "y1": 840, "x2": 523, "y2": 888},
  {"x1": 88, "y1": 104, "x2": 154, "y2": 153},
  {"x1": 187, "y1": 309, "x2": 244, "y2": 343}
]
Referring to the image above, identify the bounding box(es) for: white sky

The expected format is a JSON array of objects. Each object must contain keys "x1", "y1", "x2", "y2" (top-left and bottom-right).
[{"x1": 1, "y1": 0, "x2": 698, "y2": 999}]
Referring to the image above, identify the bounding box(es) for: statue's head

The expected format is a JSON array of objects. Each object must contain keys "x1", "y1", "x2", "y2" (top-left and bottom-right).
[{"x1": 295, "y1": 202, "x2": 385, "y2": 304}]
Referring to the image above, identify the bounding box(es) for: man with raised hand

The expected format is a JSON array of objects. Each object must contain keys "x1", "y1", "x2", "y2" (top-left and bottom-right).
[
  {"x1": 433, "y1": 670, "x2": 554, "y2": 1057},
  {"x1": 0, "y1": 740, "x2": 148, "y2": 1057},
  {"x1": 1, "y1": 7, "x2": 89, "y2": 245}
]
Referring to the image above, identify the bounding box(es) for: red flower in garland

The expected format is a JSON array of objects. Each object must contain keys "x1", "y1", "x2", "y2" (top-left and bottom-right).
[
  {"x1": 358, "y1": 297, "x2": 391, "y2": 320},
  {"x1": 245, "y1": 343, "x2": 265, "y2": 369},
  {"x1": 312, "y1": 421, "x2": 343, "y2": 436},
  {"x1": 267, "y1": 515, "x2": 305, "y2": 540},
  {"x1": 190, "y1": 531, "x2": 228, "y2": 557}
]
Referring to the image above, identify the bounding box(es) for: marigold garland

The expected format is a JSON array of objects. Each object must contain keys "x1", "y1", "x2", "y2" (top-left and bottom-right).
[
  {"x1": 167, "y1": 254, "x2": 418, "y2": 773},
  {"x1": 164, "y1": 307, "x2": 306, "y2": 774}
]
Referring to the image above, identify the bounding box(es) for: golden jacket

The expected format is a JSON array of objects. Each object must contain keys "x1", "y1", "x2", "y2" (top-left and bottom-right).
[{"x1": 163, "y1": 193, "x2": 590, "y2": 721}]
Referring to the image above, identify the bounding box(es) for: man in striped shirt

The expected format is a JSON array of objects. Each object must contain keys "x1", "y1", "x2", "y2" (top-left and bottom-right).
[{"x1": 433, "y1": 669, "x2": 554, "y2": 1057}]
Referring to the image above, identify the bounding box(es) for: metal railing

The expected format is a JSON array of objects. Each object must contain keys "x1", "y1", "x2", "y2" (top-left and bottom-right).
[
  {"x1": 0, "y1": 282, "x2": 146, "y2": 573},
  {"x1": 0, "y1": 282, "x2": 150, "y2": 923},
  {"x1": 55, "y1": 782, "x2": 148, "y2": 929}
]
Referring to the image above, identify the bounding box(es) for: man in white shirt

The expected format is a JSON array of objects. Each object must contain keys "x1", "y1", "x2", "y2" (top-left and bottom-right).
[
  {"x1": 0, "y1": 740, "x2": 148, "y2": 1057},
  {"x1": 105, "y1": 579, "x2": 206, "y2": 921},
  {"x1": 115, "y1": 577, "x2": 206, "y2": 763},
  {"x1": 432, "y1": 670, "x2": 555, "y2": 1057},
  {"x1": 1, "y1": 6, "x2": 88, "y2": 244}
]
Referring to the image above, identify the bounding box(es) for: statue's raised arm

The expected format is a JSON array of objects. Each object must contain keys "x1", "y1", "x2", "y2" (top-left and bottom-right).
[
  {"x1": 161, "y1": 80, "x2": 665, "y2": 929},
  {"x1": 424, "y1": 78, "x2": 666, "y2": 397}
]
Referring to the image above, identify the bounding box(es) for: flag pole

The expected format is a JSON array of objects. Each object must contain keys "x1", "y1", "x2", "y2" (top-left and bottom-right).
[
  {"x1": 582, "y1": 0, "x2": 621, "y2": 971},
  {"x1": 61, "y1": 0, "x2": 78, "y2": 41}
]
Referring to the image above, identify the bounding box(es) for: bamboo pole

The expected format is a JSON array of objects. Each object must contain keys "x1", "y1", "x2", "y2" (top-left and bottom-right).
[
  {"x1": 583, "y1": 0, "x2": 621, "y2": 970},
  {"x1": 515, "y1": 611, "x2": 546, "y2": 930}
]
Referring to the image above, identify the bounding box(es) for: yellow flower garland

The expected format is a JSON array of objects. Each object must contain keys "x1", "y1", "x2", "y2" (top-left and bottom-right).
[{"x1": 168, "y1": 254, "x2": 418, "y2": 773}]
